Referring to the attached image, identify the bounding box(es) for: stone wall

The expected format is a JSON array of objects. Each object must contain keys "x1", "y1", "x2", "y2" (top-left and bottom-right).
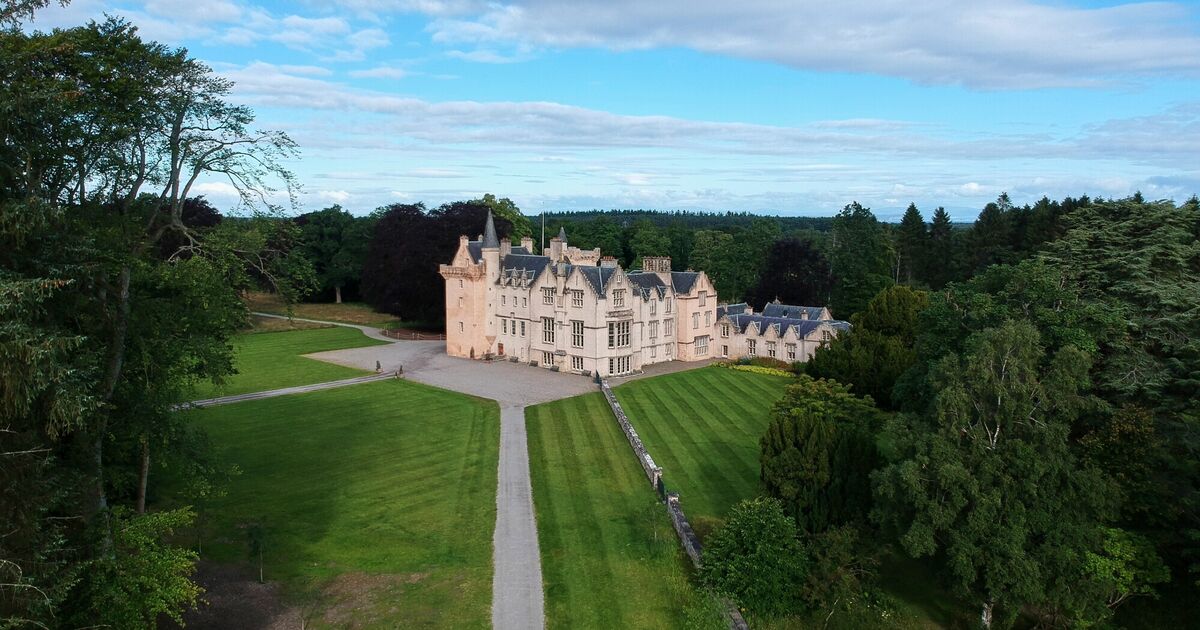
[
  {"x1": 598, "y1": 380, "x2": 750, "y2": 630},
  {"x1": 599, "y1": 380, "x2": 663, "y2": 490}
]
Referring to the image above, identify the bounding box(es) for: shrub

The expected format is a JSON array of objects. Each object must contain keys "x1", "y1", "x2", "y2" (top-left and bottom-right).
[{"x1": 700, "y1": 497, "x2": 808, "y2": 617}]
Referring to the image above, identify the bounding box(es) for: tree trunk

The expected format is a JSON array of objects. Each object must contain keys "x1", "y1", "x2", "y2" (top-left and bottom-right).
[
  {"x1": 136, "y1": 435, "x2": 150, "y2": 514},
  {"x1": 980, "y1": 600, "x2": 994, "y2": 629},
  {"x1": 334, "y1": 285, "x2": 342, "y2": 304},
  {"x1": 94, "y1": 266, "x2": 132, "y2": 550}
]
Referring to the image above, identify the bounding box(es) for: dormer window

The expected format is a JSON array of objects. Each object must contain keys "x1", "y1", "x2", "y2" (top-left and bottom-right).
[{"x1": 721, "y1": 324, "x2": 730, "y2": 338}]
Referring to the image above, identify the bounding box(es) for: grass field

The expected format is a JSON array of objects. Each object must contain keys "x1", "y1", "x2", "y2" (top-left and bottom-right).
[
  {"x1": 187, "y1": 379, "x2": 499, "y2": 628},
  {"x1": 245, "y1": 292, "x2": 404, "y2": 328},
  {"x1": 192, "y1": 327, "x2": 388, "y2": 399},
  {"x1": 527, "y1": 393, "x2": 724, "y2": 629},
  {"x1": 613, "y1": 367, "x2": 791, "y2": 532}
]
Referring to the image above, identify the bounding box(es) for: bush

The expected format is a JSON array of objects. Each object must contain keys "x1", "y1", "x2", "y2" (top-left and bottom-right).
[{"x1": 700, "y1": 498, "x2": 808, "y2": 617}]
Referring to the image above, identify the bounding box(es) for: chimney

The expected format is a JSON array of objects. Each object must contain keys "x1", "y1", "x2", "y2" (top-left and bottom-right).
[
  {"x1": 642, "y1": 256, "x2": 672, "y2": 281},
  {"x1": 600, "y1": 256, "x2": 618, "y2": 268},
  {"x1": 520, "y1": 236, "x2": 534, "y2": 252},
  {"x1": 500, "y1": 237, "x2": 512, "y2": 257}
]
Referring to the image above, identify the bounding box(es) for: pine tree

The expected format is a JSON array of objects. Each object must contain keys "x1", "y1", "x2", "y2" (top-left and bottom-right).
[
  {"x1": 926, "y1": 207, "x2": 956, "y2": 289},
  {"x1": 896, "y1": 203, "x2": 929, "y2": 285}
]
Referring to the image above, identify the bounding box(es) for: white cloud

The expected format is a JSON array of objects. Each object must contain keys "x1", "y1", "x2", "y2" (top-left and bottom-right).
[
  {"x1": 446, "y1": 48, "x2": 529, "y2": 63},
  {"x1": 426, "y1": 0, "x2": 1200, "y2": 89},
  {"x1": 349, "y1": 65, "x2": 409, "y2": 79}
]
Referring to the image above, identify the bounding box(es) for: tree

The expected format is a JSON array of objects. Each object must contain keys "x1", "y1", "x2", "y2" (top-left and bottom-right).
[
  {"x1": 969, "y1": 194, "x2": 1016, "y2": 273},
  {"x1": 689, "y1": 230, "x2": 739, "y2": 299},
  {"x1": 476, "y1": 193, "x2": 532, "y2": 240},
  {"x1": 925, "y1": 206, "x2": 957, "y2": 289},
  {"x1": 745, "y1": 237, "x2": 832, "y2": 308},
  {"x1": 873, "y1": 321, "x2": 1113, "y2": 628},
  {"x1": 296, "y1": 205, "x2": 370, "y2": 303},
  {"x1": 360, "y1": 200, "x2": 513, "y2": 323},
  {"x1": 830, "y1": 202, "x2": 892, "y2": 318},
  {"x1": 760, "y1": 375, "x2": 882, "y2": 534},
  {"x1": 1, "y1": 19, "x2": 301, "y2": 624},
  {"x1": 628, "y1": 219, "x2": 670, "y2": 268},
  {"x1": 807, "y1": 285, "x2": 928, "y2": 409},
  {"x1": 896, "y1": 203, "x2": 928, "y2": 285},
  {"x1": 700, "y1": 497, "x2": 808, "y2": 617}
]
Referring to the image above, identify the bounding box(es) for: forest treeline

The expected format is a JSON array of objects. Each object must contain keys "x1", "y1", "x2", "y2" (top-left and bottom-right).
[{"x1": 700, "y1": 196, "x2": 1200, "y2": 629}]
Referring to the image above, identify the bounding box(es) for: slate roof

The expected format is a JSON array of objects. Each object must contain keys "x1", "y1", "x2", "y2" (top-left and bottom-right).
[
  {"x1": 576, "y1": 265, "x2": 617, "y2": 296},
  {"x1": 625, "y1": 272, "x2": 669, "y2": 299},
  {"x1": 467, "y1": 241, "x2": 531, "y2": 263},
  {"x1": 728, "y1": 314, "x2": 824, "y2": 338},
  {"x1": 717, "y1": 302, "x2": 749, "y2": 318},
  {"x1": 761, "y1": 302, "x2": 825, "y2": 320},
  {"x1": 500, "y1": 254, "x2": 551, "y2": 284},
  {"x1": 482, "y1": 210, "x2": 499, "y2": 248},
  {"x1": 671, "y1": 271, "x2": 700, "y2": 294}
]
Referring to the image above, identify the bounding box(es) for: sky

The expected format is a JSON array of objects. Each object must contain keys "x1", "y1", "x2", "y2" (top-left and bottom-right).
[{"x1": 30, "y1": 0, "x2": 1200, "y2": 219}]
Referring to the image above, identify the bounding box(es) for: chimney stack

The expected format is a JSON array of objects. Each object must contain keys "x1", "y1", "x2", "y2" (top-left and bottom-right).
[
  {"x1": 600, "y1": 256, "x2": 618, "y2": 268},
  {"x1": 520, "y1": 236, "x2": 534, "y2": 252}
]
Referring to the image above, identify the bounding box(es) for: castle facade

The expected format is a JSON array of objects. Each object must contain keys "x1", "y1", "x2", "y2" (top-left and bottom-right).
[{"x1": 439, "y1": 211, "x2": 846, "y2": 377}]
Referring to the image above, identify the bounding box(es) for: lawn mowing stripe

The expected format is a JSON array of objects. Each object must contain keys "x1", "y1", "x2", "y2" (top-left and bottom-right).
[
  {"x1": 689, "y1": 370, "x2": 784, "y2": 443},
  {"x1": 648, "y1": 379, "x2": 755, "y2": 519},
  {"x1": 680, "y1": 372, "x2": 771, "y2": 471},
  {"x1": 618, "y1": 386, "x2": 712, "y2": 503},
  {"x1": 546, "y1": 395, "x2": 622, "y2": 628}
]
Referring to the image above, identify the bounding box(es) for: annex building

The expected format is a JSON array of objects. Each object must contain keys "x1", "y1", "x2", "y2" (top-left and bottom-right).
[{"x1": 439, "y1": 211, "x2": 847, "y2": 377}]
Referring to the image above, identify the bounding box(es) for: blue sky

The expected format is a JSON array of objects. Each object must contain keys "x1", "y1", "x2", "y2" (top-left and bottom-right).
[{"x1": 33, "y1": 0, "x2": 1200, "y2": 219}]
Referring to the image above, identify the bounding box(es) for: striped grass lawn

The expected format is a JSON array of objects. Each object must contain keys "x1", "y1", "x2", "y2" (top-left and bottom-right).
[
  {"x1": 613, "y1": 367, "x2": 791, "y2": 530},
  {"x1": 527, "y1": 393, "x2": 722, "y2": 629},
  {"x1": 187, "y1": 379, "x2": 499, "y2": 628},
  {"x1": 192, "y1": 326, "x2": 388, "y2": 399}
]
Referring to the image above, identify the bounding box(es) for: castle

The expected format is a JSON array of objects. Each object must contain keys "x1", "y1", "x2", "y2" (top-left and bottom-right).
[{"x1": 439, "y1": 211, "x2": 847, "y2": 377}]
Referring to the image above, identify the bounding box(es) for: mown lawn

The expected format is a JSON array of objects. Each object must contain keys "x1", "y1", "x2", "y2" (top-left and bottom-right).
[
  {"x1": 527, "y1": 393, "x2": 723, "y2": 629},
  {"x1": 613, "y1": 367, "x2": 791, "y2": 530},
  {"x1": 188, "y1": 379, "x2": 499, "y2": 628},
  {"x1": 245, "y1": 292, "x2": 404, "y2": 328},
  {"x1": 193, "y1": 327, "x2": 388, "y2": 399}
]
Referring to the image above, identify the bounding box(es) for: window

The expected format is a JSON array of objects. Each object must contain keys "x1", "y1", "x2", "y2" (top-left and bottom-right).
[
  {"x1": 608, "y1": 355, "x2": 631, "y2": 375},
  {"x1": 571, "y1": 355, "x2": 583, "y2": 371},
  {"x1": 786, "y1": 344, "x2": 796, "y2": 360},
  {"x1": 571, "y1": 320, "x2": 584, "y2": 348},
  {"x1": 722, "y1": 344, "x2": 729, "y2": 357},
  {"x1": 665, "y1": 318, "x2": 673, "y2": 336},
  {"x1": 665, "y1": 297, "x2": 672, "y2": 313},
  {"x1": 650, "y1": 345, "x2": 657, "y2": 358},
  {"x1": 821, "y1": 330, "x2": 832, "y2": 344},
  {"x1": 767, "y1": 341, "x2": 777, "y2": 358},
  {"x1": 571, "y1": 289, "x2": 584, "y2": 308},
  {"x1": 458, "y1": 296, "x2": 463, "y2": 309},
  {"x1": 696, "y1": 335, "x2": 709, "y2": 355},
  {"x1": 649, "y1": 321, "x2": 658, "y2": 339},
  {"x1": 459, "y1": 321, "x2": 464, "y2": 332},
  {"x1": 721, "y1": 323, "x2": 730, "y2": 337},
  {"x1": 459, "y1": 279, "x2": 463, "y2": 288},
  {"x1": 542, "y1": 287, "x2": 555, "y2": 305},
  {"x1": 748, "y1": 339, "x2": 757, "y2": 355},
  {"x1": 613, "y1": 289, "x2": 626, "y2": 307},
  {"x1": 608, "y1": 321, "x2": 631, "y2": 348},
  {"x1": 692, "y1": 313, "x2": 699, "y2": 329},
  {"x1": 705, "y1": 311, "x2": 711, "y2": 326},
  {"x1": 650, "y1": 299, "x2": 656, "y2": 316},
  {"x1": 666, "y1": 344, "x2": 673, "y2": 358},
  {"x1": 520, "y1": 320, "x2": 526, "y2": 337},
  {"x1": 502, "y1": 295, "x2": 507, "y2": 306},
  {"x1": 522, "y1": 296, "x2": 527, "y2": 307},
  {"x1": 542, "y1": 317, "x2": 555, "y2": 343},
  {"x1": 542, "y1": 351, "x2": 553, "y2": 366},
  {"x1": 502, "y1": 319, "x2": 508, "y2": 334},
  {"x1": 699, "y1": 291, "x2": 707, "y2": 307}
]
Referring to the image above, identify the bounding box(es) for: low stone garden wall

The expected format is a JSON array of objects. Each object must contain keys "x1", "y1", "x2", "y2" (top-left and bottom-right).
[{"x1": 598, "y1": 380, "x2": 750, "y2": 630}]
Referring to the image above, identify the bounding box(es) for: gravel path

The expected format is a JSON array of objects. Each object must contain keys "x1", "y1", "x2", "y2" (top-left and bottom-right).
[
  {"x1": 492, "y1": 404, "x2": 545, "y2": 630},
  {"x1": 208, "y1": 313, "x2": 717, "y2": 630},
  {"x1": 181, "y1": 373, "x2": 396, "y2": 408}
]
